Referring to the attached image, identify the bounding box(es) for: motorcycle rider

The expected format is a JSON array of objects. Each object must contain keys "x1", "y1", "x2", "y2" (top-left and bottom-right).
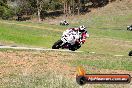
[
  {"x1": 63, "y1": 20, "x2": 69, "y2": 25},
  {"x1": 62, "y1": 25, "x2": 89, "y2": 50},
  {"x1": 60, "y1": 20, "x2": 69, "y2": 25}
]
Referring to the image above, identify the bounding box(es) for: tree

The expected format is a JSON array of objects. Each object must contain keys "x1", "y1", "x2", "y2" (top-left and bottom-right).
[
  {"x1": 0, "y1": 0, "x2": 110, "y2": 20},
  {"x1": 0, "y1": 0, "x2": 14, "y2": 20},
  {"x1": 36, "y1": 0, "x2": 50, "y2": 22},
  {"x1": 0, "y1": 0, "x2": 8, "y2": 8}
]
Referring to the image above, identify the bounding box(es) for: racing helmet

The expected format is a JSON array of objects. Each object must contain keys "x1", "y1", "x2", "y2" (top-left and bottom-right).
[
  {"x1": 79, "y1": 25, "x2": 86, "y2": 32},
  {"x1": 64, "y1": 20, "x2": 66, "y2": 22}
]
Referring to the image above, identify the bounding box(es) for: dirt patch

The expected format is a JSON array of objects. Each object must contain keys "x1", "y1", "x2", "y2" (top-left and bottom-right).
[
  {"x1": 0, "y1": 50, "x2": 76, "y2": 79},
  {"x1": 0, "y1": 50, "x2": 132, "y2": 80}
]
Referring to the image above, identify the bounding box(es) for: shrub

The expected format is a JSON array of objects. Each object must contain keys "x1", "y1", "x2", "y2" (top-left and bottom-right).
[
  {"x1": 2, "y1": 8, "x2": 14, "y2": 20},
  {"x1": 0, "y1": 6, "x2": 4, "y2": 17}
]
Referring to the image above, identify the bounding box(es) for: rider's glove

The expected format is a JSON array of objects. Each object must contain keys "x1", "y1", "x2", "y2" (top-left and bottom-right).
[
  {"x1": 80, "y1": 42, "x2": 83, "y2": 45},
  {"x1": 80, "y1": 40, "x2": 85, "y2": 45}
]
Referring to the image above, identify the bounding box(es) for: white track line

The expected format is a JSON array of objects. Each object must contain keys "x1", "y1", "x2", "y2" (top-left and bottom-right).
[
  {"x1": 114, "y1": 55, "x2": 124, "y2": 57},
  {"x1": 88, "y1": 51, "x2": 125, "y2": 56},
  {"x1": 0, "y1": 45, "x2": 83, "y2": 53},
  {"x1": 0, "y1": 46, "x2": 126, "y2": 55},
  {"x1": 89, "y1": 52, "x2": 95, "y2": 54}
]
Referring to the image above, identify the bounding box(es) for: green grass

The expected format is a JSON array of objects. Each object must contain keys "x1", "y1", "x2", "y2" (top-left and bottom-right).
[
  {"x1": 77, "y1": 11, "x2": 132, "y2": 41},
  {"x1": 89, "y1": 28, "x2": 132, "y2": 41},
  {"x1": 70, "y1": 55, "x2": 132, "y2": 71},
  {"x1": 1, "y1": 73, "x2": 130, "y2": 88},
  {"x1": 1, "y1": 72, "x2": 79, "y2": 88},
  {"x1": 0, "y1": 15, "x2": 132, "y2": 55},
  {"x1": 0, "y1": 22, "x2": 62, "y2": 47},
  {"x1": 1, "y1": 70, "x2": 129, "y2": 88}
]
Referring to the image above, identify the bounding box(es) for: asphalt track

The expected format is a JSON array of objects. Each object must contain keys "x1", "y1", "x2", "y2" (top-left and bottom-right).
[
  {"x1": 0, "y1": 45, "x2": 125, "y2": 56},
  {"x1": 0, "y1": 45, "x2": 83, "y2": 53}
]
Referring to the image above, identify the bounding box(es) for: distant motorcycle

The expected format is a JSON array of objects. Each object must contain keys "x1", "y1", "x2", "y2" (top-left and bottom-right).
[
  {"x1": 127, "y1": 25, "x2": 132, "y2": 31},
  {"x1": 52, "y1": 30, "x2": 80, "y2": 51},
  {"x1": 129, "y1": 50, "x2": 132, "y2": 56},
  {"x1": 60, "y1": 20, "x2": 69, "y2": 26}
]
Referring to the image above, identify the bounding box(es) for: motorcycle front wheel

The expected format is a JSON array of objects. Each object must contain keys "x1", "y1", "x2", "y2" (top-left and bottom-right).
[{"x1": 52, "y1": 40, "x2": 63, "y2": 49}]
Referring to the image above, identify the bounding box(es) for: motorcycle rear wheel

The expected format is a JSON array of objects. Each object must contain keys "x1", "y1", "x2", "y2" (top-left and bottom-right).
[{"x1": 69, "y1": 45, "x2": 77, "y2": 51}]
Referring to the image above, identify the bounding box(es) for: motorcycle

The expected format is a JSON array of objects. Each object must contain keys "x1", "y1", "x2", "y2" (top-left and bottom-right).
[
  {"x1": 129, "y1": 50, "x2": 132, "y2": 56},
  {"x1": 127, "y1": 25, "x2": 132, "y2": 31},
  {"x1": 52, "y1": 30, "x2": 80, "y2": 51},
  {"x1": 60, "y1": 21, "x2": 69, "y2": 26}
]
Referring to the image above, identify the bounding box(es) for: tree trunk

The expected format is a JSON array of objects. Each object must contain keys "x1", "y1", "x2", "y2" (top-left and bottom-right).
[
  {"x1": 72, "y1": 0, "x2": 75, "y2": 15},
  {"x1": 63, "y1": 2, "x2": 66, "y2": 14},
  {"x1": 78, "y1": 0, "x2": 80, "y2": 15},
  {"x1": 68, "y1": 4, "x2": 71, "y2": 14},
  {"x1": 66, "y1": 1, "x2": 68, "y2": 15},
  {"x1": 37, "y1": 8, "x2": 41, "y2": 22},
  {"x1": 37, "y1": 0, "x2": 41, "y2": 22}
]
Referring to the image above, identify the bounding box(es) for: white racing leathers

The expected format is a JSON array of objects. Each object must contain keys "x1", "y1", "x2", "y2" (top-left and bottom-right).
[{"x1": 61, "y1": 29, "x2": 79, "y2": 45}]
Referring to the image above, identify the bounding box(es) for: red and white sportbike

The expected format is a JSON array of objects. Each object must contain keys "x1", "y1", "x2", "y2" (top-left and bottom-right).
[{"x1": 52, "y1": 30, "x2": 81, "y2": 51}]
